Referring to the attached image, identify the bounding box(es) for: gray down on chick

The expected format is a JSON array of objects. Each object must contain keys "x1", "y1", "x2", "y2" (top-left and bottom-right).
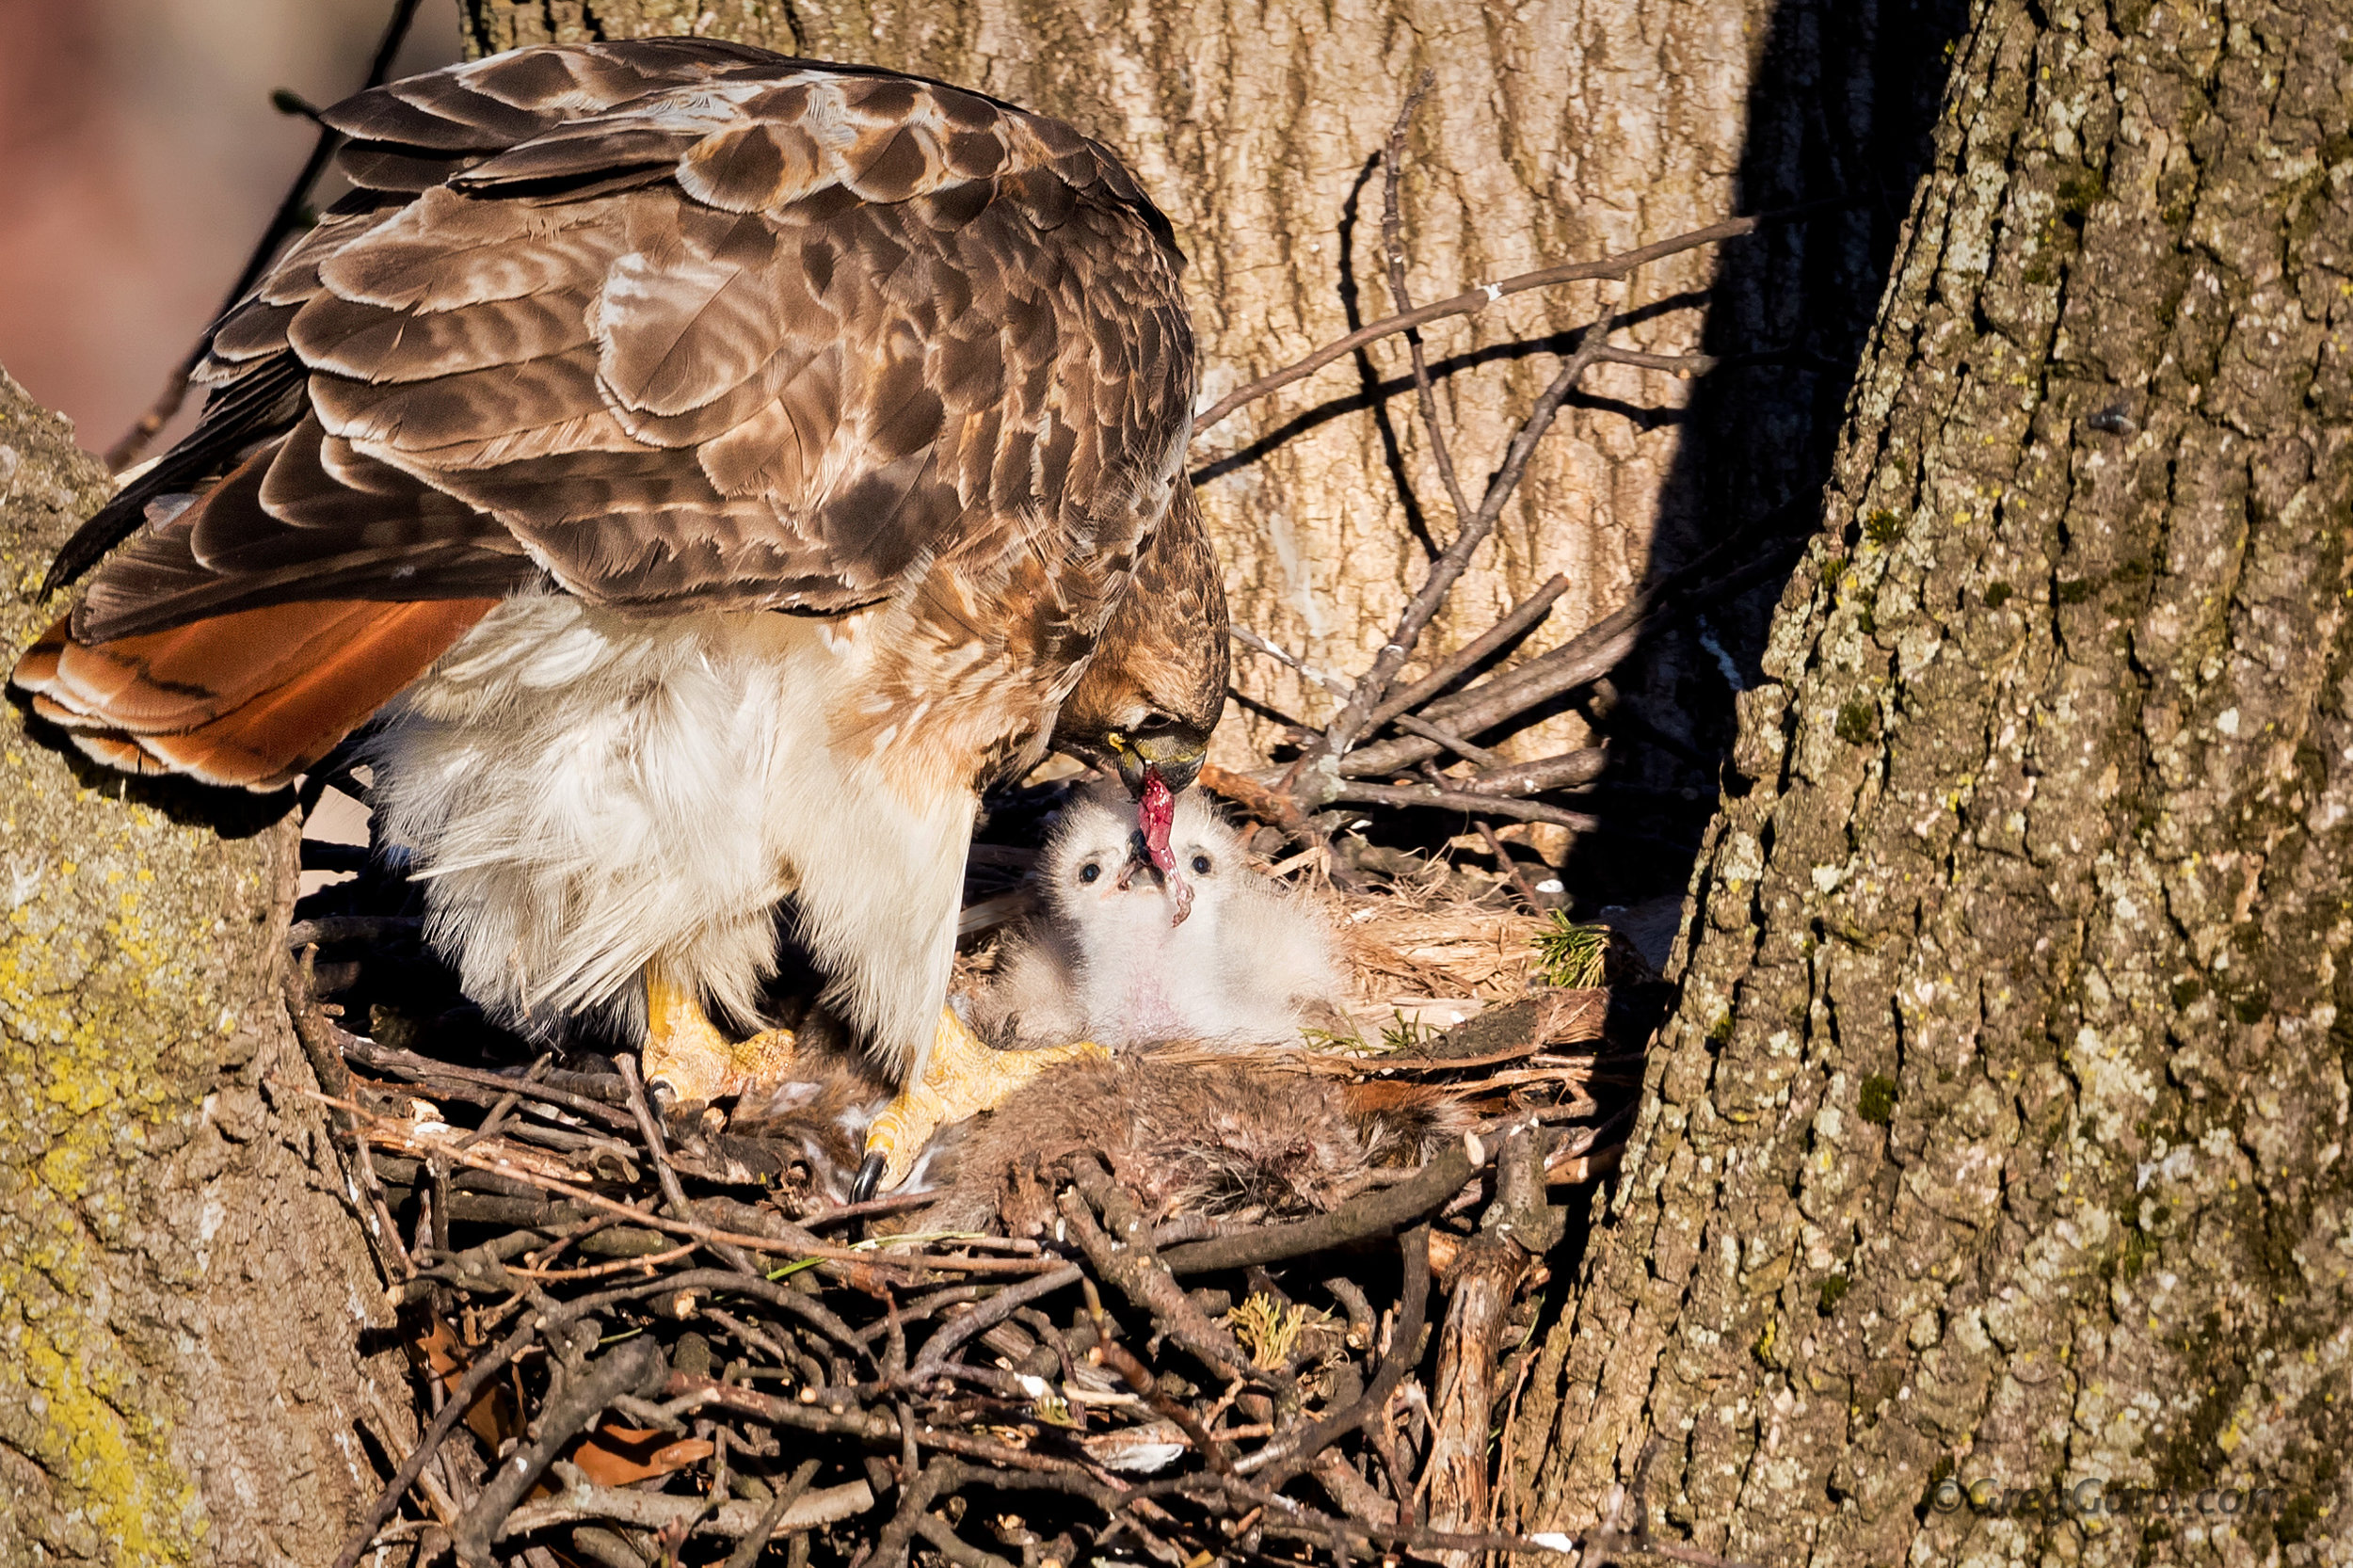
[{"x1": 968, "y1": 781, "x2": 1352, "y2": 1049}]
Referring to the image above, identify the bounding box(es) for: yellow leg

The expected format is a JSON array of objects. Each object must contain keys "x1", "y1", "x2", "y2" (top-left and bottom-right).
[
  {"x1": 642, "y1": 968, "x2": 799, "y2": 1106},
  {"x1": 856, "y1": 1009, "x2": 1108, "y2": 1197}
]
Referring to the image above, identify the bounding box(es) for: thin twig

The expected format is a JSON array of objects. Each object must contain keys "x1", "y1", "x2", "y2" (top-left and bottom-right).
[
  {"x1": 728, "y1": 1460, "x2": 830, "y2": 1567},
  {"x1": 1338, "y1": 526, "x2": 1806, "y2": 780},
  {"x1": 1391, "y1": 712, "x2": 1508, "y2": 770},
  {"x1": 1095, "y1": 1337, "x2": 1239, "y2": 1475},
  {"x1": 1191, "y1": 197, "x2": 1844, "y2": 434},
  {"x1": 104, "y1": 0, "x2": 426, "y2": 470},
  {"x1": 331, "y1": 1312, "x2": 545, "y2": 1568},
  {"x1": 801, "y1": 1189, "x2": 939, "y2": 1228},
  {"x1": 343, "y1": 1037, "x2": 639, "y2": 1129},
  {"x1": 905, "y1": 1264, "x2": 1086, "y2": 1384},
  {"x1": 1379, "y1": 71, "x2": 1474, "y2": 528},
  {"x1": 915, "y1": 1512, "x2": 1019, "y2": 1568},
  {"x1": 1315, "y1": 316, "x2": 1620, "y2": 766},
  {"x1": 1478, "y1": 820, "x2": 1547, "y2": 912},
  {"x1": 313, "y1": 1091, "x2": 1053, "y2": 1274},
  {"x1": 1590, "y1": 344, "x2": 1718, "y2": 376},
  {"x1": 1331, "y1": 784, "x2": 1600, "y2": 831},
  {"x1": 1365, "y1": 573, "x2": 1569, "y2": 730},
  {"x1": 504, "y1": 1240, "x2": 698, "y2": 1280},
  {"x1": 1233, "y1": 629, "x2": 1502, "y2": 767},
  {"x1": 1232, "y1": 627, "x2": 1352, "y2": 696},
  {"x1": 619, "y1": 1052, "x2": 761, "y2": 1277}
]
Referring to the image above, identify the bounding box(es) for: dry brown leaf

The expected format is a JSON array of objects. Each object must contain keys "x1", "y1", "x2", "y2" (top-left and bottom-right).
[
  {"x1": 408, "y1": 1317, "x2": 523, "y2": 1449},
  {"x1": 568, "y1": 1424, "x2": 715, "y2": 1485}
]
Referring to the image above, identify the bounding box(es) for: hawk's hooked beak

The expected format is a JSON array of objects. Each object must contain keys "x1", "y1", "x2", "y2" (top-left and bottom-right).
[{"x1": 1105, "y1": 727, "x2": 1207, "y2": 798}]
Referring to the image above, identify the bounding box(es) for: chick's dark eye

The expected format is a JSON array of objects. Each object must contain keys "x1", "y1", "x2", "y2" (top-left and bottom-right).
[
  {"x1": 1079, "y1": 863, "x2": 1102, "y2": 884},
  {"x1": 1191, "y1": 855, "x2": 1212, "y2": 875}
]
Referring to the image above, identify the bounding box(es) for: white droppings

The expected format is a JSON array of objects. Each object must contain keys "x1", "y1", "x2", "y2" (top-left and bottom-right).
[{"x1": 1695, "y1": 616, "x2": 1745, "y2": 692}]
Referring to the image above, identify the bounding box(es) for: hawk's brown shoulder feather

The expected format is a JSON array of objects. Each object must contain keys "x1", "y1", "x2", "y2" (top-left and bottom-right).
[
  {"x1": 28, "y1": 40, "x2": 1219, "y2": 794},
  {"x1": 56, "y1": 41, "x2": 1193, "y2": 643}
]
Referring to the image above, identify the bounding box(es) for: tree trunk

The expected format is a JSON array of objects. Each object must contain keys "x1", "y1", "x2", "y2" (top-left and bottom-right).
[
  {"x1": 0, "y1": 372, "x2": 410, "y2": 1564},
  {"x1": 457, "y1": 0, "x2": 1954, "y2": 835},
  {"x1": 1512, "y1": 0, "x2": 2353, "y2": 1560}
]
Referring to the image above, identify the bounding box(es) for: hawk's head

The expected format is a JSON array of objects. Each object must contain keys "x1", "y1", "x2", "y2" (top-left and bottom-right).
[{"x1": 1054, "y1": 487, "x2": 1228, "y2": 802}]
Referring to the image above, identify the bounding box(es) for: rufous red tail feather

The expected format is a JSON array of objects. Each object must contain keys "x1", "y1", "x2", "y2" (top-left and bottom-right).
[{"x1": 11, "y1": 599, "x2": 496, "y2": 790}]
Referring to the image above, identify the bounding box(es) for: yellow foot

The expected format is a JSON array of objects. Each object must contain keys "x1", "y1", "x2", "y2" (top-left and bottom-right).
[
  {"x1": 855, "y1": 1009, "x2": 1108, "y2": 1199},
  {"x1": 641, "y1": 968, "x2": 798, "y2": 1107}
]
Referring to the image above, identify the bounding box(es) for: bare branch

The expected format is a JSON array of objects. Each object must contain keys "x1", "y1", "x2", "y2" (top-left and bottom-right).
[
  {"x1": 1459, "y1": 747, "x2": 1609, "y2": 798},
  {"x1": 1476, "y1": 820, "x2": 1547, "y2": 912},
  {"x1": 1591, "y1": 344, "x2": 1717, "y2": 376},
  {"x1": 1365, "y1": 572, "x2": 1569, "y2": 730},
  {"x1": 1314, "y1": 318, "x2": 1619, "y2": 766},
  {"x1": 1332, "y1": 783, "x2": 1600, "y2": 831},
  {"x1": 1378, "y1": 72, "x2": 1473, "y2": 527},
  {"x1": 1391, "y1": 713, "x2": 1507, "y2": 769},
  {"x1": 1234, "y1": 628, "x2": 1502, "y2": 767},
  {"x1": 1157, "y1": 1141, "x2": 1481, "y2": 1276},
  {"x1": 1340, "y1": 530, "x2": 1803, "y2": 779},
  {"x1": 1191, "y1": 197, "x2": 1843, "y2": 435}
]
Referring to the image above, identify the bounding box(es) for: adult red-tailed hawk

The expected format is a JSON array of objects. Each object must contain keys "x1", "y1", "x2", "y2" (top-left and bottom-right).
[{"x1": 10, "y1": 40, "x2": 1228, "y2": 1194}]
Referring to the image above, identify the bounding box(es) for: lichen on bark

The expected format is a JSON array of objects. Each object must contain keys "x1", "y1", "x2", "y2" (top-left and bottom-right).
[
  {"x1": 2, "y1": 370, "x2": 408, "y2": 1564},
  {"x1": 1514, "y1": 1, "x2": 2353, "y2": 1561}
]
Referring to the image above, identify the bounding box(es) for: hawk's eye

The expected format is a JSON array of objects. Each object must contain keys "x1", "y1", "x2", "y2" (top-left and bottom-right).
[
  {"x1": 1079, "y1": 862, "x2": 1102, "y2": 884},
  {"x1": 1191, "y1": 854, "x2": 1212, "y2": 875}
]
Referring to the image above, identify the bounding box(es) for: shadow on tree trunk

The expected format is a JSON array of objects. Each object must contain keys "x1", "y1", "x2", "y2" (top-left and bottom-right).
[{"x1": 1564, "y1": 0, "x2": 1973, "y2": 911}]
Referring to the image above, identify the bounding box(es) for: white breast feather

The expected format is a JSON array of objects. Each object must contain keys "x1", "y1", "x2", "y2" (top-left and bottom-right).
[{"x1": 364, "y1": 592, "x2": 971, "y2": 1070}]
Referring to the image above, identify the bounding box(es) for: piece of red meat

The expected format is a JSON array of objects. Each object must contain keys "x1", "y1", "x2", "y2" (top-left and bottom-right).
[{"x1": 1136, "y1": 766, "x2": 1193, "y2": 924}]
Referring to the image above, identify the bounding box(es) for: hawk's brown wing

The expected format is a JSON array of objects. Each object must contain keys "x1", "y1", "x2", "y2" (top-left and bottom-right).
[{"x1": 57, "y1": 42, "x2": 1194, "y2": 647}]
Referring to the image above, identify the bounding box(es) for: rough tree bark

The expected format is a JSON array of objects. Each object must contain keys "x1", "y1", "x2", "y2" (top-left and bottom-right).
[
  {"x1": 0, "y1": 372, "x2": 410, "y2": 1564},
  {"x1": 27, "y1": 0, "x2": 2331, "y2": 1560},
  {"x1": 1513, "y1": 1, "x2": 2352, "y2": 1562},
  {"x1": 458, "y1": 0, "x2": 1885, "y2": 813}
]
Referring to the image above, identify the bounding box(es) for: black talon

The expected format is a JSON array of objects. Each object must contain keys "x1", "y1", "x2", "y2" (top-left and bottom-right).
[{"x1": 851, "y1": 1150, "x2": 888, "y2": 1206}]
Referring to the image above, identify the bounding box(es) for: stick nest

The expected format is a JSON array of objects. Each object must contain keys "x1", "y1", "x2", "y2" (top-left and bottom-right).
[{"x1": 296, "y1": 876, "x2": 1658, "y2": 1568}]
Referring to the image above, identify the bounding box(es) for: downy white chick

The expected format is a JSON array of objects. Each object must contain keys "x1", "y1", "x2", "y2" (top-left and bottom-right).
[{"x1": 971, "y1": 782, "x2": 1349, "y2": 1048}]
